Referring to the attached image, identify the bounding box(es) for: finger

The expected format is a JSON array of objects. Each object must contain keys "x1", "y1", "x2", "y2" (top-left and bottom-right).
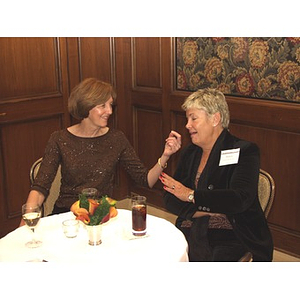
[
  {"x1": 168, "y1": 131, "x2": 182, "y2": 147},
  {"x1": 163, "y1": 185, "x2": 175, "y2": 194},
  {"x1": 166, "y1": 137, "x2": 181, "y2": 148},
  {"x1": 161, "y1": 172, "x2": 172, "y2": 180},
  {"x1": 169, "y1": 130, "x2": 181, "y2": 139}
]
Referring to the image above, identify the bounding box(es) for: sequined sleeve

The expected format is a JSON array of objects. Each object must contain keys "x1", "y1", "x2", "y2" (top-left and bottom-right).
[
  {"x1": 30, "y1": 131, "x2": 61, "y2": 198},
  {"x1": 117, "y1": 131, "x2": 149, "y2": 187}
]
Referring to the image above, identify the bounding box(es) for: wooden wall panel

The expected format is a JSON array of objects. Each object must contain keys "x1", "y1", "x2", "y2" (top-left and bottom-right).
[
  {"x1": 132, "y1": 37, "x2": 162, "y2": 90},
  {"x1": 229, "y1": 121, "x2": 300, "y2": 255},
  {"x1": 133, "y1": 107, "x2": 163, "y2": 168},
  {"x1": 131, "y1": 107, "x2": 164, "y2": 204},
  {"x1": 78, "y1": 37, "x2": 115, "y2": 85},
  {"x1": 128, "y1": 37, "x2": 166, "y2": 205},
  {"x1": 0, "y1": 37, "x2": 60, "y2": 100},
  {"x1": 1, "y1": 117, "x2": 62, "y2": 218},
  {"x1": 229, "y1": 124, "x2": 300, "y2": 229},
  {"x1": 0, "y1": 37, "x2": 69, "y2": 237}
]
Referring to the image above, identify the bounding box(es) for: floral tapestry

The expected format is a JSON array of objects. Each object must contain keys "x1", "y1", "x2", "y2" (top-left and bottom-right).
[{"x1": 176, "y1": 37, "x2": 300, "y2": 102}]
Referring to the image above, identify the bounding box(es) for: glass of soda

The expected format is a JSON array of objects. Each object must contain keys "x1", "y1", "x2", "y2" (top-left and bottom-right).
[{"x1": 131, "y1": 195, "x2": 147, "y2": 236}]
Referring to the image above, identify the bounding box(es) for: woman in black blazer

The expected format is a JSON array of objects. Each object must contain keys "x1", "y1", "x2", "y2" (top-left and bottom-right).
[{"x1": 160, "y1": 88, "x2": 273, "y2": 261}]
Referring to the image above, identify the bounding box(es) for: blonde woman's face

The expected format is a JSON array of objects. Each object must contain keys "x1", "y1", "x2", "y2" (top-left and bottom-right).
[{"x1": 185, "y1": 108, "x2": 216, "y2": 149}]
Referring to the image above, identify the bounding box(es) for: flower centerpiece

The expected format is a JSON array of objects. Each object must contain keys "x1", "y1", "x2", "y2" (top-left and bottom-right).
[{"x1": 70, "y1": 194, "x2": 118, "y2": 226}]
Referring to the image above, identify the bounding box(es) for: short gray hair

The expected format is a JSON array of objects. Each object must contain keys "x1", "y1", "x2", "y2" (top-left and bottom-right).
[{"x1": 182, "y1": 88, "x2": 230, "y2": 128}]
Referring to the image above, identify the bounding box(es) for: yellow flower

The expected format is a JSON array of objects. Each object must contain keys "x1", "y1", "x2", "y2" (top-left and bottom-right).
[
  {"x1": 204, "y1": 57, "x2": 224, "y2": 82},
  {"x1": 249, "y1": 40, "x2": 269, "y2": 69},
  {"x1": 217, "y1": 44, "x2": 229, "y2": 60},
  {"x1": 277, "y1": 61, "x2": 300, "y2": 88},
  {"x1": 189, "y1": 74, "x2": 200, "y2": 88},
  {"x1": 295, "y1": 48, "x2": 300, "y2": 64},
  {"x1": 257, "y1": 78, "x2": 272, "y2": 96},
  {"x1": 183, "y1": 41, "x2": 198, "y2": 66},
  {"x1": 231, "y1": 37, "x2": 248, "y2": 62},
  {"x1": 217, "y1": 83, "x2": 231, "y2": 94},
  {"x1": 177, "y1": 70, "x2": 187, "y2": 89}
]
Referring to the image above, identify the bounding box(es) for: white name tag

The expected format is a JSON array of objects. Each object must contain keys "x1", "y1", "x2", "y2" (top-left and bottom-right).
[{"x1": 219, "y1": 148, "x2": 240, "y2": 166}]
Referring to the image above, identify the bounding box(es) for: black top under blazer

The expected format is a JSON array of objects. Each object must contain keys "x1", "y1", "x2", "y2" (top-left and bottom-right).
[{"x1": 164, "y1": 129, "x2": 274, "y2": 261}]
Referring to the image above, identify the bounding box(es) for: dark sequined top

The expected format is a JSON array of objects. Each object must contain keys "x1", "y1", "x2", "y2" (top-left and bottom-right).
[{"x1": 31, "y1": 128, "x2": 149, "y2": 209}]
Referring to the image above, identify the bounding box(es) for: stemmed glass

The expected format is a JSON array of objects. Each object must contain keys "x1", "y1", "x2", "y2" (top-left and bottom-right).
[{"x1": 22, "y1": 204, "x2": 42, "y2": 248}]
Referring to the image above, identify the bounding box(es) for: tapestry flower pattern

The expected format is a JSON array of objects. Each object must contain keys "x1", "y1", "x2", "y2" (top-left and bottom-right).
[{"x1": 176, "y1": 37, "x2": 300, "y2": 102}]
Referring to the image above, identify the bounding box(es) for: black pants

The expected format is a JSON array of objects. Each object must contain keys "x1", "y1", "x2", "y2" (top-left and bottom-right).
[{"x1": 178, "y1": 216, "x2": 247, "y2": 262}]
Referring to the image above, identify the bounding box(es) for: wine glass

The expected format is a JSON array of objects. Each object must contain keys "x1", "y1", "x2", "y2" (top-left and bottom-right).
[{"x1": 22, "y1": 204, "x2": 42, "y2": 248}]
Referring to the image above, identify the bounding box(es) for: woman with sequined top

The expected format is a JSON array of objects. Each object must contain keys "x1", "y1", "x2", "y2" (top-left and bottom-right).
[
  {"x1": 21, "y1": 78, "x2": 181, "y2": 219},
  {"x1": 159, "y1": 88, "x2": 273, "y2": 261}
]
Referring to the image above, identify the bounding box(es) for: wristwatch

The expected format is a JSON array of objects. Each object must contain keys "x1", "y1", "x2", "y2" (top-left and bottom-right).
[{"x1": 187, "y1": 191, "x2": 194, "y2": 203}]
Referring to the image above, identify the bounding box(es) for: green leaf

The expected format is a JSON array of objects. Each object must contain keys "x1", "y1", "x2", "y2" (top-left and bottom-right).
[
  {"x1": 79, "y1": 194, "x2": 89, "y2": 211},
  {"x1": 89, "y1": 196, "x2": 111, "y2": 225}
]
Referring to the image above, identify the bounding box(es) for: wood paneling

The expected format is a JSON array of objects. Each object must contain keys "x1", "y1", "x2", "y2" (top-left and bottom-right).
[
  {"x1": 127, "y1": 38, "x2": 166, "y2": 205},
  {"x1": 133, "y1": 107, "x2": 163, "y2": 171},
  {"x1": 227, "y1": 98, "x2": 300, "y2": 256},
  {"x1": 1, "y1": 117, "x2": 61, "y2": 217},
  {"x1": 0, "y1": 37, "x2": 60, "y2": 100},
  {"x1": 132, "y1": 37, "x2": 162, "y2": 90},
  {"x1": 78, "y1": 37, "x2": 115, "y2": 85},
  {"x1": 0, "y1": 37, "x2": 69, "y2": 237}
]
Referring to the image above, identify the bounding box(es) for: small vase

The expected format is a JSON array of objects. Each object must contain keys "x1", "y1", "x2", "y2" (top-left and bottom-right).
[{"x1": 86, "y1": 224, "x2": 102, "y2": 246}]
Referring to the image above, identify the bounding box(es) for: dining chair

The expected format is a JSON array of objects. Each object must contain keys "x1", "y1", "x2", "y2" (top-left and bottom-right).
[
  {"x1": 238, "y1": 168, "x2": 275, "y2": 262},
  {"x1": 257, "y1": 168, "x2": 275, "y2": 219},
  {"x1": 30, "y1": 157, "x2": 61, "y2": 216}
]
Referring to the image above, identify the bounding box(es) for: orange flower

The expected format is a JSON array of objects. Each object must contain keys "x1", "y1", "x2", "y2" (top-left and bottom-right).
[
  {"x1": 76, "y1": 214, "x2": 90, "y2": 224},
  {"x1": 88, "y1": 199, "x2": 100, "y2": 215},
  {"x1": 71, "y1": 195, "x2": 118, "y2": 226},
  {"x1": 109, "y1": 206, "x2": 118, "y2": 218}
]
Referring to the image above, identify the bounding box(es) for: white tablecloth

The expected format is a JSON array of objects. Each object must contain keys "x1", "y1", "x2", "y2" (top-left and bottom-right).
[{"x1": 0, "y1": 209, "x2": 188, "y2": 262}]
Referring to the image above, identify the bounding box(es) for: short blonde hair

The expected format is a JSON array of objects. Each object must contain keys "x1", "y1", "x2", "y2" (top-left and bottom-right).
[
  {"x1": 182, "y1": 88, "x2": 230, "y2": 128},
  {"x1": 68, "y1": 78, "x2": 116, "y2": 120}
]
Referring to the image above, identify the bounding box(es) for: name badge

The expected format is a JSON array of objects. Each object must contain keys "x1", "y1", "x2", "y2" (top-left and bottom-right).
[{"x1": 219, "y1": 148, "x2": 240, "y2": 166}]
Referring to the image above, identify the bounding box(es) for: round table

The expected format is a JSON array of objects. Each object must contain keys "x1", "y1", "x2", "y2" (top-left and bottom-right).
[{"x1": 0, "y1": 209, "x2": 189, "y2": 262}]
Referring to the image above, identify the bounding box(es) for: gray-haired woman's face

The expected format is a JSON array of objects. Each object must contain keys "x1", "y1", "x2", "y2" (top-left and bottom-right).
[{"x1": 185, "y1": 108, "x2": 220, "y2": 149}]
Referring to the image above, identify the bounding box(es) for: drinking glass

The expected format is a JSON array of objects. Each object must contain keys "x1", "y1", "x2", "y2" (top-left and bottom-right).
[
  {"x1": 132, "y1": 195, "x2": 147, "y2": 236},
  {"x1": 62, "y1": 219, "x2": 79, "y2": 238},
  {"x1": 22, "y1": 204, "x2": 42, "y2": 248}
]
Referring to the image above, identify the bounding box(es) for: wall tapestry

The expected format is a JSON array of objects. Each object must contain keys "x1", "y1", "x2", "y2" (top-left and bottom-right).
[{"x1": 176, "y1": 37, "x2": 300, "y2": 102}]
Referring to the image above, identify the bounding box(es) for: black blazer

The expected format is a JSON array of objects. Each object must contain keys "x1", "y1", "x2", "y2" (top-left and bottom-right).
[{"x1": 164, "y1": 129, "x2": 273, "y2": 261}]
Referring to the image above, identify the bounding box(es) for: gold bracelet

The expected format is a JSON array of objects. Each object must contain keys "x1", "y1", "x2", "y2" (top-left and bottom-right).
[{"x1": 158, "y1": 158, "x2": 167, "y2": 169}]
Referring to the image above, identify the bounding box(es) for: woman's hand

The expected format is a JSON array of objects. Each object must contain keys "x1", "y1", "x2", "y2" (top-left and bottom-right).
[
  {"x1": 148, "y1": 131, "x2": 181, "y2": 188},
  {"x1": 163, "y1": 130, "x2": 181, "y2": 157},
  {"x1": 159, "y1": 172, "x2": 193, "y2": 202}
]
